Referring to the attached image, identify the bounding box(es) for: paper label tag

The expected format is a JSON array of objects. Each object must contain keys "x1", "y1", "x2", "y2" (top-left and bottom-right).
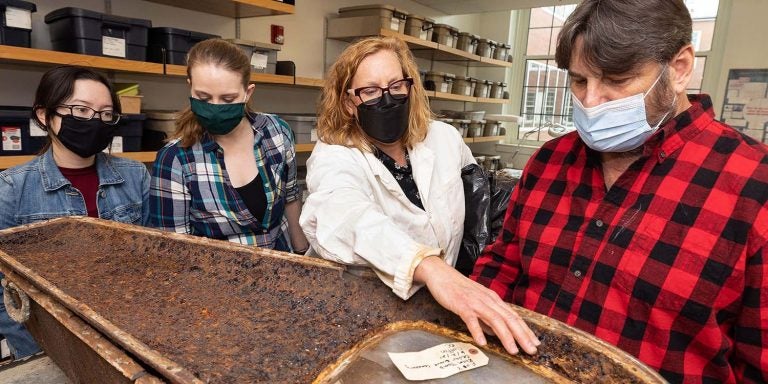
[
  {"x1": 440, "y1": 83, "x2": 448, "y2": 93},
  {"x1": 102, "y1": 36, "x2": 126, "y2": 58},
  {"x1": 5, "y1": 7, "x2": 32, "y2": 30},
  {"x1": 310, "y1": 128, "x2": 317, "y2": 142},
  {"x1": 390, "y1": 18, "x2": 400, "y2": 31},
  {"x1": 251, "y1": 53, "x2": 268, "y2": 70},
  {"x1": 465, "y1": 87, "x2": 471, "y2": 96},
  {"x1": 388, "y1": 342, "x2": 488, "y2": 381},
  {"x1": 107, "y1": 136, "x2": 123, "y2": 153},
  {"x1": 419, "y1": 29, "x2": 428, "y2": 40},
  {"x1": 2, "y1": 126, "x2": 22, "y2": 151},
  {"x1": 29, "y1": 118, "x2": 47, "y2": 137}
]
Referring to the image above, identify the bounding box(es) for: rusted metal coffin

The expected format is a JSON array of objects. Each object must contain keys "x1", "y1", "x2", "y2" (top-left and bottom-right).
[{"x1": 0, "y1": 217, "x2": 667, "y2": 383}]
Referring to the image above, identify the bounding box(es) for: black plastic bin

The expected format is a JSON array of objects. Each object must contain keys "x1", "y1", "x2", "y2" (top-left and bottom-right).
[
  {"x1": 147, "y1": 27, "x2": 220, "y2": 65},
  {"x1": 1, "y1": 0, "x2": 36, "y2": 47},
  {"x1": 44, "y1": 7, "x2": 151, "y2": 61},
  {"x1": 114, "y1": 113, "x2": 144, "y2": 152},
  {"x1": 0, "y1": 106, "x2": 46, "y2": 156}
]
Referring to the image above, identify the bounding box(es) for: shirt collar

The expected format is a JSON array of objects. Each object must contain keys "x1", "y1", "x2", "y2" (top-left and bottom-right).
[
  {"x1": 38, "y1": 148, "x2": 124, "y2": 191},
  {"x1": 652, "y1": 94, "x2": 715, "y2": 161}
]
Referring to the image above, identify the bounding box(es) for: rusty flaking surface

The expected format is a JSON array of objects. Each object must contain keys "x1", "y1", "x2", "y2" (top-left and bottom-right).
[
  {"x1": 0, "y1": 218, "x2": 665, "y2": 384},
  {"x1": 0, "y1": 220, "x2": 462, "y2": 383}
]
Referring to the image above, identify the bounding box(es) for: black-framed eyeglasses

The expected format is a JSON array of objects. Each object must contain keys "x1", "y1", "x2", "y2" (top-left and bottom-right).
[
  {"x1": 56, "y1": 104, "x2": 122, "y2": 125},
  {"x1": 348, "y1": 77, "x2": 414, "y2": 106}
]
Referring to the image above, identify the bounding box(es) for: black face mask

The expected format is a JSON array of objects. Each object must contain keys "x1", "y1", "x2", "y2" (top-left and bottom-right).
[
  {"x1": 54, "y1": 114, "x2": 117, "y2": 158},
  {"x1": 356, "y1": 92, "x2": 410, "y2": 144}
]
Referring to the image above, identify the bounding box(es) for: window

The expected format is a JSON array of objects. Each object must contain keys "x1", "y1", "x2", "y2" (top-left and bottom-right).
[
  {"x1": 518, "y1": 1, "x2": 721, "y2": 142},
  {"x1": 519, "y1": 5, "x2": 576, "y2": 141},
  {"x1": 686, "y1": 0, "x2": 720, "y2": 94}
]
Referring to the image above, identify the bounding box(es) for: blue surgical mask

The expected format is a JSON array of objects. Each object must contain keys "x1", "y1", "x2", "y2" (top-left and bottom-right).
[{"x1": 572, "y1": 65, "x2": 676, "y2": 153}]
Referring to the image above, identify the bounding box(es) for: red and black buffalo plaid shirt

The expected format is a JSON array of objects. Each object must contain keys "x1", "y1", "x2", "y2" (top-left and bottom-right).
[{"x1": 471, "y1": 95, "x2": 768, "y2": 383}]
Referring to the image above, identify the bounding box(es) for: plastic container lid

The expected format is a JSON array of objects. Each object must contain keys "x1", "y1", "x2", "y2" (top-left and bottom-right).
[
  {"x1": 251, "y1": 40, "x2": 282, "y2": 51},
  {"x1": 45, "y1": 7, "x2": 152, "y2": 28},
  {"x1": 225, "y1": 38, "x2": 258, "y2": 47},
  {"x1": 454, "y1": 75, "x2": 471, "y2": 81},
  {"x1": 406, "y1": 14, "x2": 425, "y2": 21}
]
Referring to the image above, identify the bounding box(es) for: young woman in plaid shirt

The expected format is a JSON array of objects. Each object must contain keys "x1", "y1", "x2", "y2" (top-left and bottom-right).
[
  {"x1": 149, "y1": 39, "x2": 308, "y2": 253},
  {"x1": 472, "y1": 1, "x2": 768, "y2": 382}
]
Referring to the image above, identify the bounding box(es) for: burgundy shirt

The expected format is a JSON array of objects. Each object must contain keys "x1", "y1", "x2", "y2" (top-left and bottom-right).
[
  {"x1": 471, "y1": 95, "x2": 768, "y2": 383},
  {"x1": 59, "y1": 164, "x2": 99, "y2": 218}
]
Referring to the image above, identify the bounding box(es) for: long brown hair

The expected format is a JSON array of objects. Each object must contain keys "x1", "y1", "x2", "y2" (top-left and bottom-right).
[
  {"x1": 173, "y1": 39, "x2": 253, "y2": 148},
  {"x1": 318, "y1": 36, "x2": 433, "y2": 151}
]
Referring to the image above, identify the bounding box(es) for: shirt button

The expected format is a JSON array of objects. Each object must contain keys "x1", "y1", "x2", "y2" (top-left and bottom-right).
[
  {"x1": 573, "y1": 270, "x2": 582, "y2": 278},
  {"x1": 595, "y1": 219, "x2": 604, "y2": 228}
]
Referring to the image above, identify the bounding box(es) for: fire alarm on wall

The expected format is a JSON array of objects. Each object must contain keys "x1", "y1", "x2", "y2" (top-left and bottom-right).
[{"x1": 271, "y1": 25, "x2": 285, "y2": 45}]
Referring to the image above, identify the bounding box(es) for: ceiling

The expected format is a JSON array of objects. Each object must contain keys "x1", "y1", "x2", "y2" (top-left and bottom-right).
[{"x1": 412, "y1": 0, "x2": 580, "y2": 15}]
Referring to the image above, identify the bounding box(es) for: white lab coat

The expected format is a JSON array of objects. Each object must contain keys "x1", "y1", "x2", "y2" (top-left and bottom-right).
[{"x1": 300, "y1": 121, "x2": 475, "y2": 299}]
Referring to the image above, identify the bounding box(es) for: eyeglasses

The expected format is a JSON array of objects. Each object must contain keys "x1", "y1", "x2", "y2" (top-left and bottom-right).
[
  {"x1": 348, "y1": 78, "x2": 414, "y2": 106},
  {"x1": 56, "y1": 104, "x2": 122, "y2": 125}
]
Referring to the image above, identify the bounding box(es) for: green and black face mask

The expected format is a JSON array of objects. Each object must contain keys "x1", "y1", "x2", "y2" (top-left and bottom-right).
[{"x1": 189, "y1": 97, "x2": 246, "y2": 135}]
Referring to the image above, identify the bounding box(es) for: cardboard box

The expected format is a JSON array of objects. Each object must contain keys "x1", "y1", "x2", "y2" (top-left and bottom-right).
[{"x1": 119, "y1": 95, "x2": 142, "y2": 114}]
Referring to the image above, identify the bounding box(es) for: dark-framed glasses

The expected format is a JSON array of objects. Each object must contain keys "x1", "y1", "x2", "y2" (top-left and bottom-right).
[
  {"x1": 349, "y1": 77, "x2": 414, "y2": 106},
  {"x1": 56, "y1": 104, "x2": 122, "y2": 125}
]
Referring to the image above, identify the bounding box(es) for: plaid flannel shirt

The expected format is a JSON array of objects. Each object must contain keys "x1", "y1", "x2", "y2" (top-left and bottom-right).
[
  {"x1": 149, "y1": 113, "x2": 298, "y2": 251},
  {"x1": 472, "y1": 95, "x2": 768, "y2": 383}
]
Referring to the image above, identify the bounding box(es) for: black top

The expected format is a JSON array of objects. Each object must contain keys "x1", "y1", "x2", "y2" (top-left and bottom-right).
[
  {"x1": 235, "y1": 173, "x2": 268, "y2": 221},
  {"x1": 374, "y1": 147, "x2": 424, "y2": 211}
]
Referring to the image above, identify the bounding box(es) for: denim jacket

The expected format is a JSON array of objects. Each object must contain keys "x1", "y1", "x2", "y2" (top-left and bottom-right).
[{"x1": 0, "y1": 149, "x2": 150, "y2": 230}]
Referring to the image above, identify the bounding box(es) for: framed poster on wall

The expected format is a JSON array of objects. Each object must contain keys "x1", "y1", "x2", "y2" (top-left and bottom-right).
[{"x1": 720, "y1": 68, "x2": 768, "y2": 144}]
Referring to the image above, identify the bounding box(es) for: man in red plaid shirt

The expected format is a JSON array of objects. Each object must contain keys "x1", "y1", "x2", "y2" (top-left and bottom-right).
[{"x1": 471, "y1": 1, "x2": 768, "y2": 382}]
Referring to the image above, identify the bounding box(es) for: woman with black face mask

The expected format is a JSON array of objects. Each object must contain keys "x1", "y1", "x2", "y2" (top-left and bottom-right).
[
  {"x1": 300, "y1": 36, "x2": 540, "y2": 357},
  {"x1": 0, "y1": 65, "x2": 149, "y2": 362},
  {"x1": 149, "y1": 39, "x2": 308, "y2": 254}
]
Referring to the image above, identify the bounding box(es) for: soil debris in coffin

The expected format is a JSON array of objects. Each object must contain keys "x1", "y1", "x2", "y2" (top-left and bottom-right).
[{"x1": 0, "y1": 220, "x2": 647, "y2": 383}]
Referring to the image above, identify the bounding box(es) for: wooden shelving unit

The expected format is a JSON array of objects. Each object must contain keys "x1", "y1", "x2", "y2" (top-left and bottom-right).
[
  {"x1": 0, "y1": 46, "x2": 318, "y2": 87},
  {"x1": 143, "y1": 0, "x2": 294, "y2": 18},
  {"x1": 428, "y1": 91, "x2": 510, "y2": 104},
  {"x1": 329, "y1": 29, "x2": 513, "y2": 69},
  {"x1": 0, "y1": 143, "x2": 323, "y2": 169},
  {"x1": 0, "y1": 152, "x2": 158, "y2": 169}
]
